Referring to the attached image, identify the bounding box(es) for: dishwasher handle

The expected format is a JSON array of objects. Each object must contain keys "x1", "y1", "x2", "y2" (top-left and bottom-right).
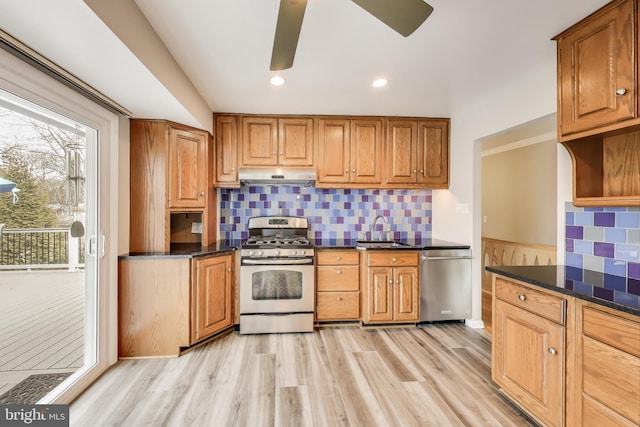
[{"x1": 422, "y1": 256, "x2": 472, "y2": 261}]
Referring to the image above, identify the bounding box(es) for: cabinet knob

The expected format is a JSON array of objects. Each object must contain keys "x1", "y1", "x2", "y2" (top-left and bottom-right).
[
  {"x1": 413, "y1": 169, "x2": 417, "y2": 173},
  {"x1": 336, "y1": 256, "x2": 341, "y2": 260},
  {"x1": 279, "y1": 152, "x2": 284, "y2": 155},
  {"x1": 345, "y1": 169, "x2": 349, "y2": 173},
  {"x1": 336, "y1": 297, "x2": 342, "y2": 301},
  {"x1": 518, "y1": 294, "x2": 526, "y2": 301},
  {"x1": 388, "y1": 279, "x2": 393, "y2": 285},
  {"x1": 336, "y1": 270, "x2": 341, "y2": 274},
  {"x1": 616, "y1": 88, "x2": 627, "y2": 96},
  {"x1": 396, "y1": 280, "x2": 400, "y2": 284},
  {"x1": 272, "y1": 151, "x2": 277, "y2": 155},
  {"x1": 200, "y1": 191, "x2": 205, "y2": 196},
  {"x1": 548, "y1": 347, "x2": 557, "y2": 356},
  {"x1": 420, "y1": 169, "x2": 424, "y2": 174},
  {"x1": 231, "y1": 167, "x2": 236, "y2": 171},
  {"x1": 227, "y1": 267, "x2": 232, "y2": 272},
  {"x1": 352, "y1": 169, "x2": 356, "y2": 173},
  {"x1": 392, "y1": 257, "x2": 397, "y2": 262}
]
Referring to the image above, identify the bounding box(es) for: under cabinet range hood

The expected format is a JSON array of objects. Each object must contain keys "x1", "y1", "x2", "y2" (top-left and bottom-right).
[{"x1": 238, "y1": 168, "x2": 316, "y2": 186}]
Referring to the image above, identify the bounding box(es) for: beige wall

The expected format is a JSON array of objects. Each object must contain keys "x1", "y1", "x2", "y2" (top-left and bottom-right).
[{"x1": 481, "y1": 140, "x2": 557, "y2": 246}]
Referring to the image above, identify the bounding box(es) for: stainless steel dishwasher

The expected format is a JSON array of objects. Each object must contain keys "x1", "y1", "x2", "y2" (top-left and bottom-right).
[{"x1": 420, "y1": 247, "x2": 472, "y2": 322}]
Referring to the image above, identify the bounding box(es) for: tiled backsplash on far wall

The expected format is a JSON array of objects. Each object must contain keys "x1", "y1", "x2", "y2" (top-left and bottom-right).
[
  {"x1": 565, "y1": 202, "x2": 640, "y2": 279},
  {"x1": 219, "y1": 186, "x2": 432, "y2": 242}
]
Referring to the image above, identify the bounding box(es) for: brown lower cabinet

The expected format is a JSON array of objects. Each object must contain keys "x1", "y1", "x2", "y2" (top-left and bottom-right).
[
  {"x1": 119, "y1": 253, "x2": 234, "y2": 357},
  {"x1": 361, "y1": 251, "x2": 419, "y2": 323},
  {"x1": 491, "y1": 273, "x2": 640, "y2": 427},
  {"x1": 315, "y1": 249, "x2": 360, "y2": 321}
]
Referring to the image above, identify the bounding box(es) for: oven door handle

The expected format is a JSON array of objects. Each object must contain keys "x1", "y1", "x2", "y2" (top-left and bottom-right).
[{"x1": 242, "y1": 258, "x2": 314, "y2": 266}]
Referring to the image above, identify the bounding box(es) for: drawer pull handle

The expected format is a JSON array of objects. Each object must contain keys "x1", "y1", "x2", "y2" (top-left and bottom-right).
[
  {"x1": 518, "y1": 294, "x2": 526, "y2": 301},
  {"x1": 616, "y1": 88, "x2": 627, "y2": 96},
  {"x1": 392, "y1": 258, "x2": 397, "y2": 262},
  {"x1": 548, "y1": 347, "x2": 557, "y2": 356},
  {"x1": 336, "y1": 270, "x2": 341, "y2": 274}
]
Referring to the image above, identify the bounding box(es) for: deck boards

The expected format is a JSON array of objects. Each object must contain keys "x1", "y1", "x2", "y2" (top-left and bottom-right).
[
  {"x1": 0, "y1": 271, "x2": 84, "y2": 394},
  {"x1": 71, "y1": 324, "x2": 535, "y2": 427}
]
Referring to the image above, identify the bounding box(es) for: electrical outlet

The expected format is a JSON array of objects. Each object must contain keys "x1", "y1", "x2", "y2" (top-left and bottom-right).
[{"x1": 191, "y1": 222, "x2": 203, "y2": 234}]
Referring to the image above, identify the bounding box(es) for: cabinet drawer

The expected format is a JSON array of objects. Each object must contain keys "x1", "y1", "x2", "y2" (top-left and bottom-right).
[
  {"x1": 316, "y1": 292, "x2": 359, "y2": 320},
  {"x1": 582, "y1": 307, "x2": 640, "y2": 357},
  {"x1": 317, "y1": 266, "x2": 359, "y2": 291},
  {"x1": 495, "y1": 278, "x2": 566, "y2": 324},
  {"x1": 317, "y1": 250, "x2": 359, "y2": 265},
  {"x1": 368, "y1": 251, "x2": 418, "y2": 267}
]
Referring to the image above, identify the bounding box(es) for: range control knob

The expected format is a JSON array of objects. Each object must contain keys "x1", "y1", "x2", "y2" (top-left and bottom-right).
[
  {"x1": 292, "y1": 250, "x2": 298, "y2": 256},
  {"x1": 258, "y1": 250, "x2": 264, "y2": 256},
  {"x1": 300, "y1": 250, "x2": 306, "y2": 256}
]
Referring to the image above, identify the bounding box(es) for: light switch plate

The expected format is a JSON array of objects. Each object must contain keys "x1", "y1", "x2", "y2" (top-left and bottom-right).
[
  {"x1": 191, "y1": 222, "x2": 203, "y2": 234},
  {"x1": 456, "y1": 203, "x2": 469, "y2": 214}
]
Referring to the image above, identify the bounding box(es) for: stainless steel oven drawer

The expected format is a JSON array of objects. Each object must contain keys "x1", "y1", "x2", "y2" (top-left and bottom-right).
[{"x1": 239, "y1": 313, "x2": 314, "y2": 334}]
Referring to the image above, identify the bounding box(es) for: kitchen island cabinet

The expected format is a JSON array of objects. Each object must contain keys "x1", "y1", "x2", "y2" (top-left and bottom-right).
[
  {"x1": 492, "y1": 276, "x2": 566, "y2": 427},
  {"x1": 361, "y1": 251, "x2": 419, "y2": 323},
  {"x1": 119, "y1": 251, "x2": 235, "y2": 358},
  {"x1": 315, "y1": 249, "x2": 360, "y2": 321},
  {"x1": 488, "y1": 265, "x2": 640, "y2": 427}
]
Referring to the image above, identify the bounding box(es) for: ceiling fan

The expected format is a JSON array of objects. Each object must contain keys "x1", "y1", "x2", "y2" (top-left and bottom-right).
[{"x1": 270, "y1": 0, "x2": 434, "y2": 71}]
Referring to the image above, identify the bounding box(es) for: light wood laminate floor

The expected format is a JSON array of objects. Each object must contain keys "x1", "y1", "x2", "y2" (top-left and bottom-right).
[{"x1": 71, "y1": 324, "x2": 535, "y2": 427}]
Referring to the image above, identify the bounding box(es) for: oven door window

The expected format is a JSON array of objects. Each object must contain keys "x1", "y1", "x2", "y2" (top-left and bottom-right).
[{"x1": 252, "y1": 270, "x2": 302, "y2": 300}]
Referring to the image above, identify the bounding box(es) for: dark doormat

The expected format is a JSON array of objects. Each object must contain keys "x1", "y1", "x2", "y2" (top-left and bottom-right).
[{"x1": 0, "y1": 372, "x2": 73, "y2": 404}]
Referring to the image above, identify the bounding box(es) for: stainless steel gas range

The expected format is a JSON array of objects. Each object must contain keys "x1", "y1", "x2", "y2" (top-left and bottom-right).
[{"x1": 239, "y1": 216, "x2": 315, "y2": 334}]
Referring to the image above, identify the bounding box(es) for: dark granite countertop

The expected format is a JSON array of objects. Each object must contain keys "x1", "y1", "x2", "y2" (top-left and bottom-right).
[
  {"x1": 119, "y1": 238, "x2": 470, "y2": 258},
  {"x1": 486, "y1": 265, "x2": 640, "y2": 317},
  {"x1": 312, "y1": 238, "x2": 470, "y2": 250},
  {"x1": 119, "y1": 240, "x2": 241, "y2": 260}
]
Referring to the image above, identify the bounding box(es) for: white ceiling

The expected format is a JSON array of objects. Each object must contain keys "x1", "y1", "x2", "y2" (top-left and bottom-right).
[{"x1": 0, "y1": 0, "x2": 611, "y2": 132}]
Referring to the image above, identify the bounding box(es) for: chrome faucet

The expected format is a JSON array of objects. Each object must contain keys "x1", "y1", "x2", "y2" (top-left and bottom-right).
[{"x1": 371, "y1": 215, "x2": 387, "y2": 241}]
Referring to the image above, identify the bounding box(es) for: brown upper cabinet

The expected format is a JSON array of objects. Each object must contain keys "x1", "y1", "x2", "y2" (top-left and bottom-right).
[
  {"x1": 554, "y1": 0, "x2": 638, "y2": 140},
  {"x1": 316, "y1": 118, "x2": 383, "y2": 186},
  {"x1": 386, "y1": 119, "x2": 449, "y2": 188},
  {"x1": 241, "y1": 116, "x2": 314, "y2": 167},
  {"x1": 554, "y1": 0, "x2": 640, "y2": 206},
  {"x1": 214, "y1": 115, "x2": 239, "y2": 186},
  {"x1": 130, "y1": 119, "x2": 215, "y2": 252}
]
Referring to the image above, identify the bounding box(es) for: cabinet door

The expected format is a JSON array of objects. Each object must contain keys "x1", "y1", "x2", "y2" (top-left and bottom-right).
[
  {"x1": 386, "y1": 120, "x2": 417, "y2": 184},
  {"x1": 215, "y1": 115, "x2": 239, "y2": 185},
  {"x1": 278, "y1": 117, "x2": 314, "y2": 166},
  {"x1": 242, "y1": 117, "x2": 278, "y2": 166},
  {"x1": 367, "y1": 267, "x2": 393, "y2": 322},
  {"x1": 493, "y1": 299, "x2": 564, "y2": 427},
  {"x1": 168, "y1": 128, "x2": 206, "y2": 208},
  {"x1": 417, "y1": 120, "x2": 449, "y2": 187},
  {"x1": 191, "y1": 255, "x2": 233, "y2": 343},
  {"x1": 317, "y1": 119, "x2": 351, "y2": 183},
  {"x1": 351, "y1": 119, "x2": 383, "y2": 183},
  {"x1": 557, "y1": 0, "x2": 636, "y2": 136},
  {"x1": 393, "y1": 267, "x2": 419, "y2": 321}
]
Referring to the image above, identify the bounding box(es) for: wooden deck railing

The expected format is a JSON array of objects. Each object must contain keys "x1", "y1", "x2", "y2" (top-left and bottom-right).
[
  {"x1": 481, "y1": 237, "x2": 557, "y2": 332},
  {"x1": 0, "y1": 226, "x2": 85, "y2": 271}
]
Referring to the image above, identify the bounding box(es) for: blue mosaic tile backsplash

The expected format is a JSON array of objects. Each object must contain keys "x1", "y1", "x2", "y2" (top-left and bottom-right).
[
  {"x1": 565, "y1": 202, "x2": 640, "y2": 280},
  {"x1": 219, "y1": 186, "x2": 432, "y2": 241}
]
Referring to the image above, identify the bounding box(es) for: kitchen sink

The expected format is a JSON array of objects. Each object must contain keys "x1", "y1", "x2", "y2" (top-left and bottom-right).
[{"x1": 355, "y1": 240, "x2": 409, "y2": 249}]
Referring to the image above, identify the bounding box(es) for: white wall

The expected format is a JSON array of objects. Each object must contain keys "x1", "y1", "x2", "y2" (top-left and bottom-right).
[
  {"x1": 482, "y1": 140, "x2": 557, "y2": 246},
  {"x1": 432, "y1": 53, "x2": 560, "y2": 327}
]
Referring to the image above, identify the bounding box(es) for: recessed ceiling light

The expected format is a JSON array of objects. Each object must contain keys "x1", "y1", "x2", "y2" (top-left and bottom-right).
[
  {"x1": 270, "y1": 76, "x2": 285, "y2": 86},
  {"x1": 372, "y1": 78, "x2": 388, "y2": 88}
]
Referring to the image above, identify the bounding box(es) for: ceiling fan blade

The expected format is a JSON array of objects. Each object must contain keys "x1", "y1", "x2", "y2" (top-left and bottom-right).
[
  {"x1": 351, "y1": 0, "x2": 433, "y2": 37},
  {"x1": 270, "y1": 0, "x2": 308, "y2": 71}
]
